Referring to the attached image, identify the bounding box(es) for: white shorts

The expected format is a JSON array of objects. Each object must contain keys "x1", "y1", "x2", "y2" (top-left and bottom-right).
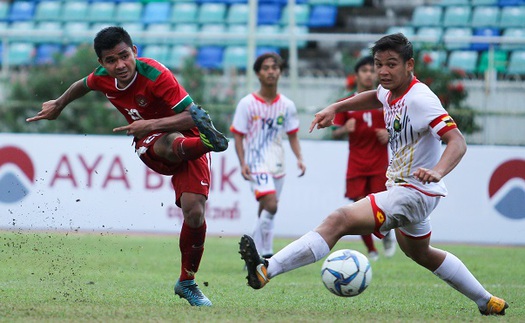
[
  {"x1": 368, "y1": 185, "x2": 441, "y2": 239},
  {"x1": 250, "y1": 173, "x2": 285, "y2": 200}
]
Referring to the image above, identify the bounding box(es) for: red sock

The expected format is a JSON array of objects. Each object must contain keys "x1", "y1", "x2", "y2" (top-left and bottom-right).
[
  {"x1": 179, "y1": 221, "x2": 206, "y2": 281},
  {"x1": 361, "y1": 234, "x2": 376, "y2": 253},
  {"x1": 172, "y1": 137, "x2": 210, "y2": 161}
]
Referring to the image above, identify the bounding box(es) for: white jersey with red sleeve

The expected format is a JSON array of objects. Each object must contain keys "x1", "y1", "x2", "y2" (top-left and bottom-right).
[
  {"x1": 230, "y1": 93, "x2": 299, "y2": 177},
  {"x1": 376, "y1": 77, "x2": 458, "y2": 196}
]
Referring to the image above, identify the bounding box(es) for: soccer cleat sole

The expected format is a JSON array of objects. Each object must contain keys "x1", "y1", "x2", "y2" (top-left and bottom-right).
[
  {"x1": 239, "y1": 234, "x2": 269, "y2": 289},
  {"x1": 190, "y1": 105, "x2": 228, "y2": 152}
]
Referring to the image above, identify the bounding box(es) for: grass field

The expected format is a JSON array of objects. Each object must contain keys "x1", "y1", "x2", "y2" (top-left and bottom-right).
[{"x1": 0, "y1": 230, "x2": 523, "y2": 322}]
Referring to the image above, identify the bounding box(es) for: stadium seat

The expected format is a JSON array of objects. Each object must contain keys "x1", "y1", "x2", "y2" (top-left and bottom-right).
[
  {"x1": 34, "y1": 22, "x2": 63, "y2": 44},
  {"x1": 142, "y1": 2, "x2": 171, "y2": 25},
  {"x1": 7, "y1": 42, "x2": 35, "y2": 66},
  {"x1": 257, "y1": 25, "x2": 281, "y2": 47},
  {"x1": 309, "y1": 0, "x2": 336, "y2": 5},
  {"x1": 471, "y1": 6, "x2": 500, "y2": 28},
  {"x1": 7, "y1": 21, "x2": 35, "y2": 43},
  {"x1": 443, "y1": 27, "x2": 472, "y2": 50},
  {"x1": 167, "y1": 45, "x2": 195, "y2": 70},
  {"x1": 436, "y1": 0, "x2": 469, "y2": 5},
  {"x1": 281, "y1": 25, "x2": 309, "y2": 48},
  {"x1": 415, "y1": 27, "x2": 443, "y2": 49},
  {"x1": 498, "y1": 0, "x2": 523, "y2": 6},
  {"x1": 115, "y1": 3, "x2": 143, "y2": 24},
  {"x1": 35, "y1": 44, "x2": 62, "y2": 65},
  {"x1": 172, "y1": 24, "x2": 199, "y2": 46},
  {"x1": 447, "y1": 50, "x2": 478, "y2": 73},
  {"x1": 34, "y1": 1, "x2": 62, "y2": 22},
  {"x1": 119, "y1": 22, "x2": 145, "y2": 45},
  {"x1": 507, "y1": 50, "x2": 525, "y2": 75},
  {"x1": 443, "y1": 6, "x2": 471, "y2": 27},
  {"x1": 256, "y1": 46, "x2": 280, "y2": 57},
  {"x1": 280, "y1": 4, "x2": 310, "y2": 25},
  {"x1": 144, "y1": 23, "x2": 173, "y2": 45},
  {"x1": 223, "y1": 46, "x2": 248, "y2": 69},
  {"x1": 336, "y1": 0, "x2": 364, "y2": 6},
  {"x1": 501, "y1": 28, "x2": 525, "y2": 51},
  {"x1": 386, "y1": 26, "x2": 415, "y2": 38},
  {"x1": 499, "y1": 6, "x2": 525, "y2": 29},
  {"x1": 87, "y1": 2, "x2": 116, "y2": 23},
  {"x1": 198, "y1": 24, "x2": 227, "y2": 46},
  {"x1": 61, "y1": 2, "x2": 89, "y2": 22},
  {"x1": 471, "y1": 0, "x2": 498, "y2": 5},
  {"x1": 197, "y1": 3, "x2": 227, "y2": 24},
  {"x1": 8, "y1": 1, "x2": 35, "y2": 22},
  {"x1": 170, "y1": 3, "x2": 198, "y2": 24},
  {"x1": 227, "y1": 4, "x2": 249, "y2": 25},
  {"x1": 0, "y1": 2, "x2": 8, "y2": 22},
  {"x1": 63, "y1": 22, "x2": 91, "y2": 44},
  {"x1": 308, "y1": 5, "x2": 337, "y2": 28},
  {"x1": 471, "y1": 27, "x2": 500, "y2": 51},
  {"x1": 142, "y1": 44, "x2": 170, "y2": 63},
  {"x1": 411, "y1": 6, "x2": 442, "y2": 27},
  {"x1": 258, "y1": 4, "x2": 282, "y2": 25},
  {"x1": 226, "y1": 24, "x2": 248, "y2": 46},
  {"x1": 419, "y1": 50, "x2": 448, "y2": 69},
  {"x1": 196, "y1": 46, "x2": 224, "y2": 69},
  {"x1": 477, "y1": 50, "x2": 508, "y2": 73}
]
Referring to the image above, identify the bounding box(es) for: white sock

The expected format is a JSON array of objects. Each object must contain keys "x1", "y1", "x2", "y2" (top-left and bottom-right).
[
  {"x1": 433, "y1": 252, "x2": 492, "y2": 308},
  {"x1": 252, "y1": 216, "x2": 263, "y2": 254},
  {"x1": 267, "y1": 231, "x2": 330, "y2": 279},
  {"x1": 259, "y1": 210, "x2": 275, "y2": 256}
]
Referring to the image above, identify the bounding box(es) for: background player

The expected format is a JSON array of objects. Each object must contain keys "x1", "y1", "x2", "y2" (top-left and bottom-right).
[
  {"x1": 239, "y1": 33, "x2": 508, "y2": 316},
  {"x1": 26, "y1": 26, "x2": 228, "y2": 307},
  {"x1": 332, "y1": 56, "x2": 395, "y2": 261},
  {"x1": 231, "y1": 53, "x2": 306, "y2": 259}
]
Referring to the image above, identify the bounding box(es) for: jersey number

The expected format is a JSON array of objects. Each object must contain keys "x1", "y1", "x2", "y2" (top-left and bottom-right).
[{"x1": 362, "y1": 111, "x2": 373, "y2": 128}]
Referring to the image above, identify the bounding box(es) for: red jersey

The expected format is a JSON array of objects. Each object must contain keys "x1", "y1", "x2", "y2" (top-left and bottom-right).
[
  {"x1": 333, "y1": 93, "x2": 388, "y2": 179},
  {"x1": 84, "y1": 57, "x2": 198, "y2": 138}
]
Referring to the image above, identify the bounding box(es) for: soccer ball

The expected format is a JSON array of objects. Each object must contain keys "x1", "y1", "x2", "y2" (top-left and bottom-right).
[{"x1": 321, "y1": 249, "x2": 372, "y2": 297}]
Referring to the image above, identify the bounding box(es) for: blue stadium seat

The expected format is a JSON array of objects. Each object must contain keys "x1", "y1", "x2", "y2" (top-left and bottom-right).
[
  {"x1": 167, "y1": 45, "x2": 195, "y2": 70},
  {"x1": 419, "y1": 50, "x2": 448, "y2": 69},
  {"x1": 501, "y1": 28, "x2": 525, "y2": 50},
  {"x1": 477, "y1": 50, "x2": 508, "y2": 73},
  {"x1": 35, "y1": 44, "x2": 62, "y2": 65},
  {"x1": 34, "y1": 1, "x2": 62, "y2": 22},
  {"x1": 411, "y1": 6, "x2": 442, "y2": 27},
  {"x1": 223, "y1": 46, "x2": 248, "y2": 69},
  {"x1": 256, "y1": 46, "x2": 280, "y2": 57},
  {"x1": 8, "y1": 1, "x2": 35, "y2": 22},
  {"x1": 142, "y1": 2, "x2": 171, "y2": 25},
  {"x1": 280, "y1": 4, "x2": 310, "y2": 25},
  {"x1": 471, "y1": 6, "x2": 500, "y2": 28},
  {"x1": 443, "y1": 27, "x2": 472, "y2": 50},
  {"x1": 448, "y1": 50, "x2": 478, "y2": 73},
  {"x1": 308, "y1": 5, "x2": 337, "y2": 28},
  {"x1": 170, "y1": 3, "x2": 198, "y2": 24},
  {"x1": 197, "y1": 3, "x2": 227, "y2": 24},
  {"x1": 61, "y1": 2, "x2": 89, "y2": 22},
  {"x1": 507, "y1": 50, "x2": 525, "y2": 75},
  {"x1": 7, "y1": 42, "x2": 35, "y2": 66},
  {"x1": 227, "y1": 4, "x2": 249, "y2": 25},
  {"x1": 499, "y1": 6, "x2": 525, "y2": 29},
  {"x1": 471, "y1": 27, "x2": 500, "y2": 51},
  {"x1": 87, "y1": 2, "x2": 116, "y2": 23},
  {"x1": 443, "y1": 6, "x2": 471, "y2": 27},
  {"x1": 196, "y1": 46, "x2": 224, "y2": 69},
  {"x1": 498, "y1": 0, "x2": 523, "y2": 6},
  {"x1": 115, "y1": 3, "x2": 143, "y2": 23},
  {"x1": 258, "y1": 4, "x2": 281, "y2": 25}
]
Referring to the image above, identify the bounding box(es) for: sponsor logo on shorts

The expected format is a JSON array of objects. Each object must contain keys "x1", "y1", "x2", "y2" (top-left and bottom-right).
[
  {"x1": 488, "y1": 159, "x2": 525, "y2": 220},
  {"x1": 0, "y1": 146, "x2": 35, "y2": 203}
]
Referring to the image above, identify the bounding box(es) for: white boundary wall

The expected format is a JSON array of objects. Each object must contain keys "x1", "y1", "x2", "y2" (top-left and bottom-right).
[{"x1": 1, "y1": 133, "x2": 524, "y2": 245}]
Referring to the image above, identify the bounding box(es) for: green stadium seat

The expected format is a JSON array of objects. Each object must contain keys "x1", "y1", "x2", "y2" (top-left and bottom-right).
[
  {"x1": 226, "y1": 24, "x2": 248, "y2": 46},
  {"x1": 119, "y1": 22, "x2": 146, "y2": 45},
  {"x1": 309, "y1": 0, "x2": 336, "y2": 5},
  {"x1": 63, "y1": 22, "x2": 91, "y2": 44},
  {"x1": 167, "y1": 45, "x2": 195, "y2": 70},
  {"x1": 280, "y1": 4, "x2": 310, "y2": 26},
  {"x1": 415, "y1": 27, "x2": 443, "y2": 49},
  {"x1": 172, "y1": 24, "x2": 199, "y2": 45},
  {"x1": 87, "y1": 2, "x2": 116, "y2": 23},
  {"x1": 144, "y1": 23, "x2": 173, "y2": 45},
  {"x1": 419, "y1": 50, "x2": 447, "y2": 69},
  {"x1": 197, "y1": 3, "x2": 227, "y2": 24},
  {"x1": 34, "y1": 22, "x2": 63, "y2": 44},
  {"x1": 471, "y1": 6, "x2": 500, "y2": 28},
  {"x1": 336, "y1": 0, "x2": 364, "y2": 6},
  {"x1": 34, "y1": 1, "x2": 62, "y2": 21},
  {"x1": 199, "y1": 23, "x2": 227, "y2": 46},
  {"x1": 223, "y1": 45, "x2": 247, "y2": 69},
  {"x1": 61, "y1": 2, "x2": 89, "y2": 22},
  {"x1": 257, "y1": 25, "x2": 281, "y2": 47},
  {"x1": 170, "y1": 3, "x2": 198, "y2": 24},
  {"x1": 507, "y1": 50, "x2": 525, "y2": 75},
  {"x1": 499, "y1": 7, "x2": 525, "y2": 29},
  {"x1": 7, "y1": 42, "x2": 35, "y2": 66},
  {"x1": 142, "y1": 44, "x2": 170, "y2": 63},
  {"x1": 448, "y1": 50, "x2": 478, "y2": 73},
  {"x1": 501, "y1": 28, "x2": 525, "y2": 51},
  {"x1": 411, "y1": 6, "x2": 442, "y2": 27},
  {"x1": 477, "y1": 50, "x2": 508, "y2": 73},
  {"x1": 386, "y1": 26, "x2": 415, "y2": 38},
  {"x1": 227, "y1": 4, "x2": 249, "y2": 25},
  {"x1": 115, "y1": 3, "x2": 144, "y2": 23},
  {"x1": 437, "y1": 0, "x2": 469, "y2": 5},
  {"x1": 281, "y1": 25, "x2": 308, "y2": 48},
  {"x1": 443, "y1": 6, "x2": 471, "y2": 27},
  {"x1": 443, "y1": 27, "x2": 472, "y2": 50},
  {"x1": 7, "y1": 21, "x2": 35, "y2": 43},
  {"x1": 0, "y1": 2, "x2": 8, "y2": 21},
  {"x1": 471, "y1": 0, "x2": 498, "y2": 5}
]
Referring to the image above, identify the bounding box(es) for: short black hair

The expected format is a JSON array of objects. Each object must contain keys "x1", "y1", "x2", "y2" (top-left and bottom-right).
[
  {"x1": 371, "y1": 33, "x2": 413, "y2": 62},
  {"x1": 253, "y1": 52, "x2": 283, "y2": 73},
  {"x1": 93, "y1": 26, "x2": 133, "y2": 58},
  {"x1": 354, "y1": 56, "x2": 374, "y2": 73}
]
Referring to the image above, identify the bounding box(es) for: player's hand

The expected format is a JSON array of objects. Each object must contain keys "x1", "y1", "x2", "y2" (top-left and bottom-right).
[
  {"x1": 113, "y1": 119, "x2": 153, "y2": 138},
  {"x1": 240, "y1": 164, "x2": 252, "y2": 181},
  {"x1": 26, "y1": 100, "x2": 63, "y2": 122},
  {"x1": 297, "y1": 160, "x2": 306, "y2": 177},
  {"x1": 344, "y1": 118, "x2": 356, "y2": 133},
  {"x1": 375, "y1": 128, "x2": 389, "y2": 145},
  {"x1": 413, "y1": 167, "x2": 442, "y2": 184},
  {"x1": 309, "y1": 107, "x2": 336, "y2": 132}
]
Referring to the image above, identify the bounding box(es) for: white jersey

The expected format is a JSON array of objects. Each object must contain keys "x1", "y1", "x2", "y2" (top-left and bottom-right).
[
  {"x1": 376, "y1": 77, "x2": 458, "y2": 196},
  {"x1": 230, "y1": 93, "x2": 299, "y2": 176}
]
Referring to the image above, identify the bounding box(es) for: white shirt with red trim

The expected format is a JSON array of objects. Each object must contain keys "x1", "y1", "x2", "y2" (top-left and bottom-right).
[
  {"x1": 376, "y1": 77, "x2": 458, "y2": 196},
  {"x1": 230, "y1": 93, "x2": 299, "y2": 176}
]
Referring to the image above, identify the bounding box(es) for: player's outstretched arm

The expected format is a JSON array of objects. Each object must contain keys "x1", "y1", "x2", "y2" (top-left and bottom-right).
[{"x1": 26, "y1": 79, "x2": 91, "y2": 122}]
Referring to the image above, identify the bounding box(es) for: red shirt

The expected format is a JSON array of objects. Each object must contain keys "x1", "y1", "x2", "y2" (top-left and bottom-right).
[
  {"x1": 84, "y1": 57, "x2": 198, "y2": 138},
  {"x1": 333, "y1": 93, "x2": 389, "y2": 179}
]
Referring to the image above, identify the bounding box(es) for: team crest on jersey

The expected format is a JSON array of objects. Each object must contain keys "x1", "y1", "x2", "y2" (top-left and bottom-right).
[
  {"x1": 393, "y1": 114, "x2": 402, "y2": 132},
  {"x1": 276, "y1": 115, "x2": 284, "y2": 125},
  {"x1": 135, "y1": 95, "x2": 148, "y2": 107}
]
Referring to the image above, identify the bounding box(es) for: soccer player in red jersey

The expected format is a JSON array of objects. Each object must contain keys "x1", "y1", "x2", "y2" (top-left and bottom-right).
[
  {"x1": 240, "y1": 33, "x2": 508, "y2": 316},
  {"x1": 332, "y1": 56, "x2": 395, "y2": 261},
  {"x1": 27, "y1": 26, "x2": 228, "y2": 307}
]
